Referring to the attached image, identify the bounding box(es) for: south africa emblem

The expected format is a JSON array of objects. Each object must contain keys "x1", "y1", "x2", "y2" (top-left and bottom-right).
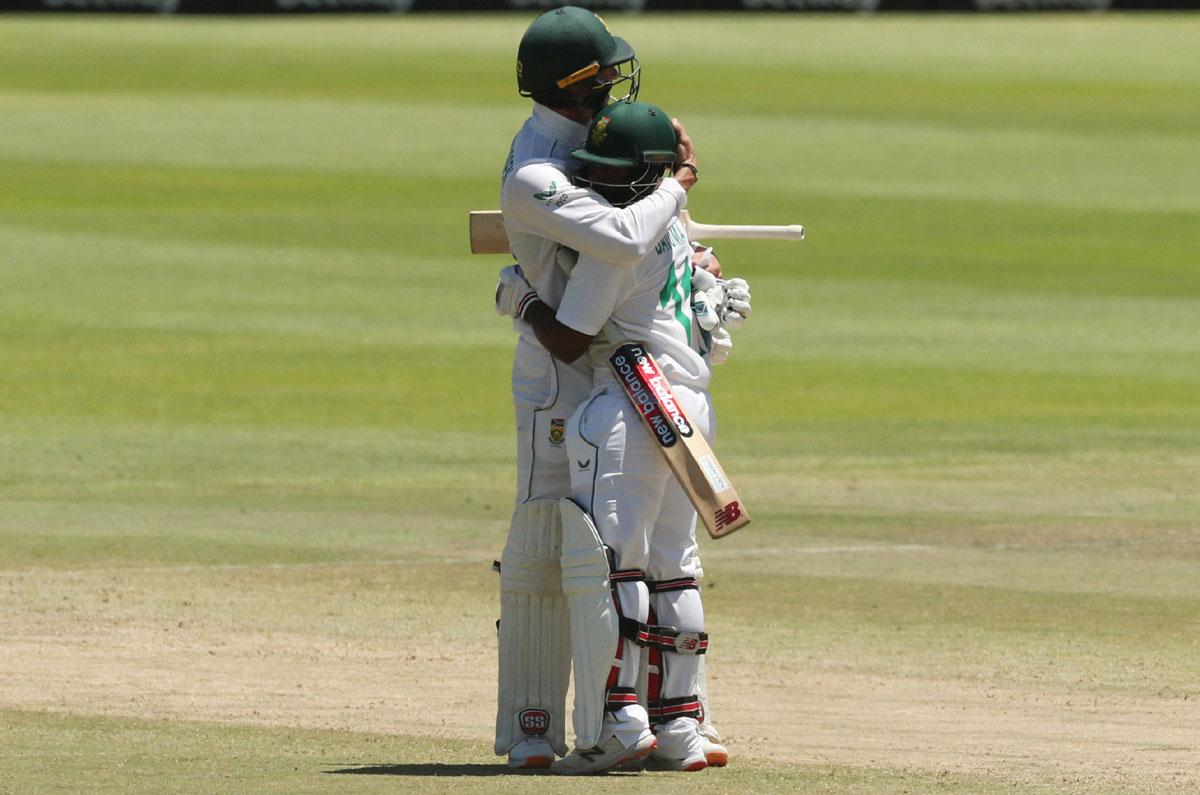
[
  {"x1": 549, "y1": 418, "x2": 565, "y2": 447},
  {"x1": 591, "y1": 115, "x2": 611, "y2": 147}
]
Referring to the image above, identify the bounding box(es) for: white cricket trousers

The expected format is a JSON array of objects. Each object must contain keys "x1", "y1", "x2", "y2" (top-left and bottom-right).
[
  {"x1": 566, "y1": 382, "x2": 713, "y2": 747},
  {"x1": 511, "y1": 335, "x2": 592, "y2": 504}
]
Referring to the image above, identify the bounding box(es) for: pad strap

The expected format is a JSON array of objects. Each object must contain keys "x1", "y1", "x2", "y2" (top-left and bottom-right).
[
  {"x1": 619, "y1": 616, "x2": 708, "y2": 655},
  {"x1": 622, "y1": 577, "x2": 706, "y2": 653},
  {"x1": 648, "y1": 577, "x2": 699, "y2": 593},
  {"x1": 609, "y1": 568, "x2": 645, "y2": 584},
  {"x1": 606, "y1": 686, "x2": 639, "y2": 712},
  {"x1": 649, "y1": 694, "x2": 703, "y2": 725}
]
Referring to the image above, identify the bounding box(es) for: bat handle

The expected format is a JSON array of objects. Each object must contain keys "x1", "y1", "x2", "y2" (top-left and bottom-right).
[{"x1": 685, "y1": 221, "x2": 806, "y2": 242}]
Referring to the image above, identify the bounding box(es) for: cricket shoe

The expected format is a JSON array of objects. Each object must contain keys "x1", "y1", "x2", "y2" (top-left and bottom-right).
[
  {"x1": 701, "y1": 737, "x2": 728, "y2": 767},
  {"x1": 507, "y1": 736, "x2": 556, "y2": 769},
  {"x1": 643, "y1": 746, "x2": 708, "y2": 772},
  {"x1": 550, "y1": 732, "x2": 656, "y2": 775},
  {"x1": 642, "y1": 717, "x2": 709, "y2": 772}
]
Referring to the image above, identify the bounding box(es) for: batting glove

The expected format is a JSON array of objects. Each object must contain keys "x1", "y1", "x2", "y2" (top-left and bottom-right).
[
  {"x1": 708, "y1": 326, "x2": 733, "y2": 366},
  {"x1": 691, "y1": 288, "x2": 721, "y2": 332},
  {"x1": 720, "y1": 277, "x2": 752, "y2": 331},
  {"x1": 495, "y1": 265, "x2": 539, "y2": 320},
  {"x1": 692, "y1": 244, "x2": 717, "y2": 275},
  {"x1": 691, "y1": 264, "x2": 727, "y2": 332}
]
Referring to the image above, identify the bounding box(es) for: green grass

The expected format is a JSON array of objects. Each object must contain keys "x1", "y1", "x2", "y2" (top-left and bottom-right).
[
  {"x1": 1, "y1": 13, "x2": 1198, "y2": 794},
  {"x1": 2, "y1": 709, "x2": 1054, "y2": 795}
]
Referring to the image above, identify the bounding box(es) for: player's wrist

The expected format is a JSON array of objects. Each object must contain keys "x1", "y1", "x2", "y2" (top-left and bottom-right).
[
  {"x1": 517, "y1": 292, "x2": 540, "y2": 322},
  {"x1": 673, "y1": 162, "x2": 699, "y2": 190}
]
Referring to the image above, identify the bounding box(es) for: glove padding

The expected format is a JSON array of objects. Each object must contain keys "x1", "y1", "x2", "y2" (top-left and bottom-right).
[
  {"x1": 691, "y1": 244, "x2": 717, "y2": 275},
  {"x1": 721, "y1": 277, "x2": 752, "y2": 331},
  {"x1": 691, "y1": 267, "x2": 751, "y2": 332},
  {"x1": 691, "y1": 265, "x2": 725, "y2": 333},
  {"x1": 708, "y1": 327, "x2": 733, "y2": 366},
  {"x1": 495, "y1": 264, "x2": 538, "y2": 320},
  {"x1": 691, "y1": 286, "x2": 721, "y2": 333}
]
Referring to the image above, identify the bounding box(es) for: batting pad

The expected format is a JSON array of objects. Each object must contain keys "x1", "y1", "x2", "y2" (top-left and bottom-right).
[
  {"x1": 495, "y1": 500, "x2": 570, "y2": 757},
  {"x1": 559, "y1": 498, "x2": 621, "y2": 750}
]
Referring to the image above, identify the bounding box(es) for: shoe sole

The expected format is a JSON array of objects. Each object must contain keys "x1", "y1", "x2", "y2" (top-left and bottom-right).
[
  {"x1": 643, "y1": 755, "x2": 709, "y2": 773},
  {"x1": 705, "y1": 750, "x2": 728, "y2": 767},
  {"x1": 509, "y1": 755, "x2": 553, "y2": 769},
  {"x1": 605, "y1": 742, "x2": 655, "y2": 773},
  {"x1": 553, "y1": 739, "x2": 657, "y2": 775}
]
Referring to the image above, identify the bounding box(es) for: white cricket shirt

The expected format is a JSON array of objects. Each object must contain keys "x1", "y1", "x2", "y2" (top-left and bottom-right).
[
  {"x1": 499, "y1": 104, "x2": 688, "y2": 337},
  {"x1": 556, "y1": 217, "x2": 711, "y2": 393}
]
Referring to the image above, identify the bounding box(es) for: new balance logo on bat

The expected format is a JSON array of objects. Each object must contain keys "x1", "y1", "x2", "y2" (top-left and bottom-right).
[{"x1": 715, "y1": 501, "x2": 742, "y2": 530}]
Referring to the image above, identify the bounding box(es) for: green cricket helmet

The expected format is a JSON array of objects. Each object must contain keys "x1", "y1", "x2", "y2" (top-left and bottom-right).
[
  {"x1": 516, "y1": 6, "x2": 640, "y2": 109},
  {"x1": 572, "y1": 100, "x2": 677, "y2": 207}
]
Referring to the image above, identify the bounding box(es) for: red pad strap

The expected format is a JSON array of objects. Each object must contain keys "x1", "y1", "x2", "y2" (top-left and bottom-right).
[
  {"x1": 649, "y1": 695, "x2": 703, "y2": 725},
  {"x1": 606, "y1": 686, "x2": 639, "y2": 712},
  {"x1": 648, "y1": 577, "x2": 699, "y2": 593},
  {"x1": 609, "y1": 568, "x2": 645, "y2": 584}
]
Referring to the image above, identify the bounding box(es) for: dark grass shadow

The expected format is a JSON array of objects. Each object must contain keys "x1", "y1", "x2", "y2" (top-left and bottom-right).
[
  {"x1": 324, "y1": 762, "x2": 521, "y2": 777},
  {"x1": 324, "y1": 762, "x2": 644, "y2": 777}
]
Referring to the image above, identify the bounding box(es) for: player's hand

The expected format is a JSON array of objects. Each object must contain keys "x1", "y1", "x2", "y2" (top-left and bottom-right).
[
  {"x1": 690, "y1": 265, "x2": 724, "y2": 332},
  {"x1": 495, "y1": 264, "x2": 538, "y2": 320},
  {"x1": 691, "y1": 244, "x2": 722, "y2": 278},
  {"x1": 692, "y1": 260, "x2": 717, "y2": 293},
  {"x1": 709, "y1": 327, "x2": 733, "y2": 366},
  {"x1": 691, "y1": 285, "x2": 721, "y2": 332},
  {"x1": 672, "y1": 118, "x2": 698, "y2": 190},
  {"x1": 720, "y1": 277, "x2": 752, "y2": 330}
]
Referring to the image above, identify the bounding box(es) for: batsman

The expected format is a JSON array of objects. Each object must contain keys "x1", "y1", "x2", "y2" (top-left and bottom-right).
[
  {"x1": 496, "y1": 100, "x2": 752, "y2": 773},
  {"x1": 492, "y1": 6, "x2": 738, "y2": 771}
]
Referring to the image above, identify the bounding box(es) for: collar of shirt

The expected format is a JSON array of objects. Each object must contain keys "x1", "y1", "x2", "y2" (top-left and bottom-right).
[{"x1": 531, "y1": 103, "x2": 589, "y2": 152}]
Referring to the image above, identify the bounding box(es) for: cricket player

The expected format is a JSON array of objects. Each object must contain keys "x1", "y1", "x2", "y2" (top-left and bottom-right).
[
  {"x1": 494, "y1": 6, "x2": 725, "y2": 771},
  {"x1": 496, "y1": 100, "x2": 752, "y2": 775}
]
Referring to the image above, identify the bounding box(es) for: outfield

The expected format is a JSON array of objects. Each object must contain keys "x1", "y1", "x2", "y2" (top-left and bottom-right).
[{"x1": 1, "y1": 13, "x2": 1198, "y2": 793}]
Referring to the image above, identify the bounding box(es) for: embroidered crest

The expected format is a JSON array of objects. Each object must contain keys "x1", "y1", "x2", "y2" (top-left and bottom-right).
[
  {"x1": 591, "y1": 115, "x2": 611, "y2": 147},
  {"x1": 549, "y1": 418, "x2": 565, "y2": 447}
]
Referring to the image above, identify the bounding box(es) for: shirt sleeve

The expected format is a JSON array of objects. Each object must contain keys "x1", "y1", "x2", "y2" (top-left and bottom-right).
[
  {"x1": 555, "y1": 254, "x2": 631, "y2": 337},
  {"x1": 503, "y1": 161, "x2": 686, "y2": 268}
]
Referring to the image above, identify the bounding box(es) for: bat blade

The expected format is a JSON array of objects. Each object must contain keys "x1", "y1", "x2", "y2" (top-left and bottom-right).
[
  {"x1": 608, "y1": 342, "x2": 750, "y2": 539},
  {"x1": 468, "y1": 210, "x2": 803, "y2": 254},
  {"x1": 469, "y1": 210, "x2": 510, "y2": 254}
]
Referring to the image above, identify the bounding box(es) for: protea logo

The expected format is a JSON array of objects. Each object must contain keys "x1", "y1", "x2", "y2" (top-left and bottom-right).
[{"x1": 591, "y1": 116, "x2": 611, "y2": 147}]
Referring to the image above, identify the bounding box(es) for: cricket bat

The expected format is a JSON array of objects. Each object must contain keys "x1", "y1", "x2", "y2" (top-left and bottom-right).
[
  {"x1": 469, "y1": 209, "x2": 803, "y2": 254},
  {"x1": 608, "y1": 342, "x2": 750, "y2": 539}
]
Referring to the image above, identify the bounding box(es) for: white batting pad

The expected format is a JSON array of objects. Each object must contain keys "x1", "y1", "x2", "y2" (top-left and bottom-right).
[
  {"x1": 559, "y1": 498, "x2": 621, "y2": 750},
  {"x1": 495, "y1": 500, "x2": 570, "y2": 756}
]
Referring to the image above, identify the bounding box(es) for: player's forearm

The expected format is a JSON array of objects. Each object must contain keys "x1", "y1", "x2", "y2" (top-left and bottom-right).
[
  {"x1": 567, "y1": 181, "x2": 687, "y2": 266},
  {"x1": 506, "y1": 165, "x2": 685, "y2": 268},
  {"x1": 523, "y1": 301, "x2": 594, "y2": 364}
]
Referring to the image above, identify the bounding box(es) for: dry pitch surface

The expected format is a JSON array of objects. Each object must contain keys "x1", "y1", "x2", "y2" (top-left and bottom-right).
[{"x1": 2, "y1": 13, "x2": 1199, "y2": 794}]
